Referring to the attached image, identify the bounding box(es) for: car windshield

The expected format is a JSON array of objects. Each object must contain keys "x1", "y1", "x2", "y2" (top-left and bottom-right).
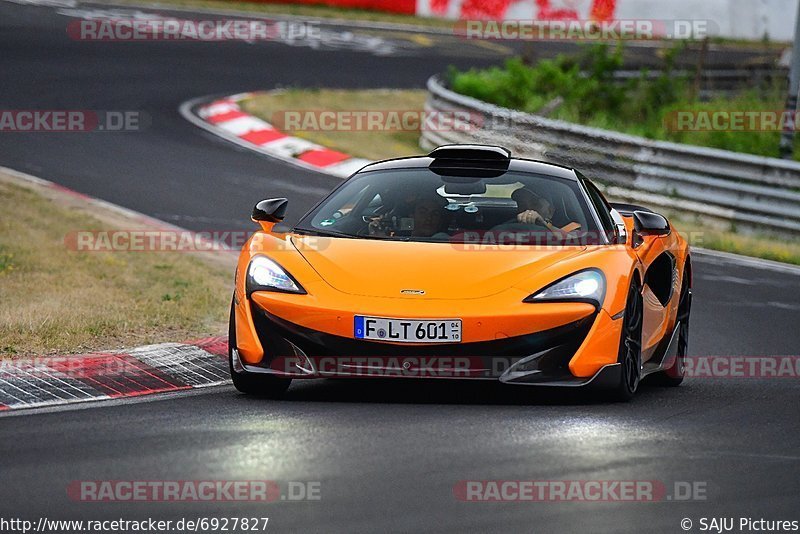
[{"x1": 295, "y1": 167, "x2": 604, "y2": 245}]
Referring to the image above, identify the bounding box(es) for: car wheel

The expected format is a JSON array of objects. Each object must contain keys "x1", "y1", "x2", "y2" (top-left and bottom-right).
[
  {"x1": 228, "y1": 298, "x2": 291, "y2": 398},
  {"x1": 650, "y1": 265, "x2": 691, "y2": 387},
  {"x1": 608, "y1": 280, "x2": 643, "y2": 402}
]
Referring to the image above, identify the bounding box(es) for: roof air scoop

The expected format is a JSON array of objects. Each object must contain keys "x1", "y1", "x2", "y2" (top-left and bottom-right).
[{"x1": 428, "y1": 144, "x2": 511, "y2": 161}]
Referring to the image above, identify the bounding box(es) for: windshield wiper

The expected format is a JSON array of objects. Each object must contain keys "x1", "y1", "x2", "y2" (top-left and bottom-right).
[
  {"x1": 293, "y1": 228, "x2": 409, "y2": 241},
  {"x1": 293, "y1": 228, "x2": 356, "y2": 239}
]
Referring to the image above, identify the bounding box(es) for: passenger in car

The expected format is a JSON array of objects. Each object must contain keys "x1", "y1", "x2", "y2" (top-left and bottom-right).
[{"x1": 512, "y1": 188, "x2": 582, "y2": 235}]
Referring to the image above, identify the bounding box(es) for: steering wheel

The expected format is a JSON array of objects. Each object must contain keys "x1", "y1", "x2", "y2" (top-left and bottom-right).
[{"x1": 359, "y1": 215, "x2": 393, "y2": 237}]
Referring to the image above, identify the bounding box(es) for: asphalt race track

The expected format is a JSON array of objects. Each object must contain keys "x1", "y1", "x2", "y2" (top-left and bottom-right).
[{"x1": 1, "y1": 2, "x2": 799, "y2": 532}]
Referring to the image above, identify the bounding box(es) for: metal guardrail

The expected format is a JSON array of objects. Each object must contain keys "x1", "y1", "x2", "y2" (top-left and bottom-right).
[
  {"x1": 422, "y1": 75, "x2": 800, "y2": 235},
  {"x1": 613, "y1": 67, "x2": 787, "y2": 97}
]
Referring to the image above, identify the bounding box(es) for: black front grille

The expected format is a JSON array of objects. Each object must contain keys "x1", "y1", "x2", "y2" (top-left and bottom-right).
[{"x1": 250, "y1": 302, "x2": 594, "y2": 378}]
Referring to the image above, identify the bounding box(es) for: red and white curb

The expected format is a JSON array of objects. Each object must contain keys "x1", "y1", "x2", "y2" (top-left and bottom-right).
[
  {"x1": 180, "y1": 92, "x2": 372, "y2": 179},
  {"x1": 0, "y1": 337, "x2": 229, "y2": 412}
]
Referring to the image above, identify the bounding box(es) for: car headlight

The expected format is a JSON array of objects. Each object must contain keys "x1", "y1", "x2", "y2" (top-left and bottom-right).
[
  {"x1": 246, "y1": 256, "x2": 306, "y2": 295},
  {"x1": 524, "y1": 269, "x2": 605, "y2": 308}
]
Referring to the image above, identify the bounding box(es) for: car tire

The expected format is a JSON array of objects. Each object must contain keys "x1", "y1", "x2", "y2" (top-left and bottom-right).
[
  {"x1": 228, "y1": 298, "x2": 291, "y2": 398},
  {"x1": 607, "y1": 280, "x2": 643, "y2": 402},
  {"x1": 650, "y1": 265, "x2": 691, "y2": 387}
]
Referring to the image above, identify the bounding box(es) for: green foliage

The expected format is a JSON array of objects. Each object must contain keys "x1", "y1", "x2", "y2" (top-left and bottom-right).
[
  {"x1": 449, "y1": 43, "x2": 795, "y2": 159},
  {"x1": 0, "y1": 248, "x2": 13, "y2": 274}
]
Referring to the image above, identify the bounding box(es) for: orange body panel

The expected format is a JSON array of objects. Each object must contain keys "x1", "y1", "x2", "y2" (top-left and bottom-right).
[{"x1": 569, "y1": 309, "x2": 623, "y2": 377}]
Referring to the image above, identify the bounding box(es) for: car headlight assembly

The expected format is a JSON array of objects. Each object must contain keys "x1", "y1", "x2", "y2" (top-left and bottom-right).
[
  {"x1": 246, "y1": 256, "x2": 306, "y2": 295},
  {"x1": 524, "y1": 269, "x2": 605, "y2": 308}
]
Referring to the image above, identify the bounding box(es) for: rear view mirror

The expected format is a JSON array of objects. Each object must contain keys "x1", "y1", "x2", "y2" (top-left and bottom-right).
[
  {"x1": 633, "y1": 210, "x2": 670, "y2": 237},
  {"x1": 443, "y1": 181, "x2": 487, "y2": 195}
]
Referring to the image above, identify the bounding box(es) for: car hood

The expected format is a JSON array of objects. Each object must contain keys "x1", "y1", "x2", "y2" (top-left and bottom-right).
[{"x1": 291, "y1": 235, "x2": 586, "y2": 299}]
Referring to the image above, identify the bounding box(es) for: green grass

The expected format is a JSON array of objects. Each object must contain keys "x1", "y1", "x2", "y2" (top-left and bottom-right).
[
  {"x1": 240, "y1": 88, "x2": 427, "y2": 160},
  {"x1": 664, "y1": 213, "x2": 800, "y2": 266},
  {"x1": 0, "y1": 177, "x2": 232, "y2": 357},
  {"x1": 700, "y1": 231, "x2": 800, "y2": 265}
]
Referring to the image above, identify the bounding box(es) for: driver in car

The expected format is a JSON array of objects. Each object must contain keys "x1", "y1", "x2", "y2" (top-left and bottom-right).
[
  {"x1": 368, "y1": 190, "x2": 450, "y2": 239},
  {"x1": 411, "y1": 195, "x2": 449, "y2": 238}
]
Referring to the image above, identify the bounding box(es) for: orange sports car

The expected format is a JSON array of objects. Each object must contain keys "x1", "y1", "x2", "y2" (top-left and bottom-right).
[{"x1": 229, "y1": 145, "x2": 691, "y2": 401}]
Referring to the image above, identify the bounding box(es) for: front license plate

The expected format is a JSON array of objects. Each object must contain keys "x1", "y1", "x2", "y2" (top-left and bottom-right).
[{"x1": 354, "y1": 316, "x2": 462, "y2": 343}]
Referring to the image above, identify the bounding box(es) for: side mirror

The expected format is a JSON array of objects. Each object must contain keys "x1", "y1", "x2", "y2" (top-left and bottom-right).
[
  {"x1": 633, "y1": 210, "x2": 670, "y2": 237},
  {"x1": 252, "y1": 198, "x2": 288, "y2": 232}
]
